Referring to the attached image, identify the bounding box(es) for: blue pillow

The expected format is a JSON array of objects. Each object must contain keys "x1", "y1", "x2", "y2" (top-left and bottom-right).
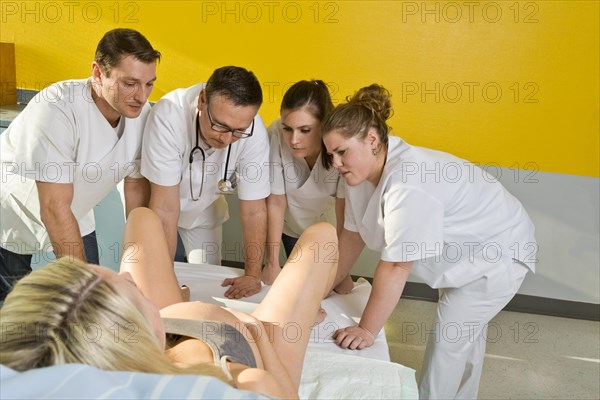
[{"x1": 0, "y1": 364, "x2": 269, "y2": 399}]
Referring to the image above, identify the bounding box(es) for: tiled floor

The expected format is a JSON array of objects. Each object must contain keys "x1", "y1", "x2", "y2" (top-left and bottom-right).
[{"x1": 386, "y1": 299, "x2": 600, "y2": 399}]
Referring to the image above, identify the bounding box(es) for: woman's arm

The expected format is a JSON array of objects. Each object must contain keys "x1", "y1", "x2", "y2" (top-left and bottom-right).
[
  {"x1": 335, "y1": 197, "x2": 345, "y2": 237},
  {"x1": 332, "y1": 228, "x2": 365, "y2": 293},
  {"x1": 334, "y1": 259, "x2": 412, "y2": 349},
  {"x1": 235, "y1": 367, "x2": 296, "y2": 399},
  {"x1": 263, "y1": 194, "x2": 287, "y2": 284}
]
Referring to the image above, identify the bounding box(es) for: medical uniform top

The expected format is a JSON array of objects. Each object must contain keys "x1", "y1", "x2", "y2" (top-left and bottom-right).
[
  {"x1": 141, "y1": 83, "x2": 270, "y2": 230},
  {"x1": 0, "y1": 78, "x2": 149, "y2": 254},
  {"x1": 344, "y1": 136, "x2": 537, "y2": 289},
  {"x1": 268, "y1": 119, "x2": 344, "y2": 238}
]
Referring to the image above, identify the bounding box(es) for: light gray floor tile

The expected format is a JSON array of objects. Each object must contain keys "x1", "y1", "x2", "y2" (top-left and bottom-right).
[{"x1": 385, "y1": 299, "x2": 600, "y2": 399}]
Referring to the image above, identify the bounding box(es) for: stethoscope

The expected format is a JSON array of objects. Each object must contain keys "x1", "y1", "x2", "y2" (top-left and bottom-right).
[{"x1": 189, "y1": 113, "x2": 236, "y2": 201}]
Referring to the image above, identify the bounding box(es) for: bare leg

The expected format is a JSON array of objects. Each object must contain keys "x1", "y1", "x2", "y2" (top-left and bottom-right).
[
  {"x1": 251, "y1": 222, "x2": 338, "y2": 389},
  {"x1": 120, "y1": 207, "x2": 183, "y2": 309}
]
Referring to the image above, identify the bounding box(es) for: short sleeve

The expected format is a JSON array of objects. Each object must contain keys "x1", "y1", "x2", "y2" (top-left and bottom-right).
[
  {"x1": 235, "y1": 115, "x2": 271, "y2": 201},
  {"x1": 141, "y1": 100, "x2": 186, "y2": 186},
  {"x1": 267, "y1": 119, "x2": 286, "y2": 195},
  {"x1": 127, "y1": 159, "x2": 143, "y2": 179},
  {"x1": 380, "y1": 184, "x2": 444, "y2": 263},
  {"x1": 13, "y1": 92, "x2": 78, "y2": 183}
]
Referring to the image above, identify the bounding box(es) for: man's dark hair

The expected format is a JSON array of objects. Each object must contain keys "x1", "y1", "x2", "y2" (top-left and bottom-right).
[
  {"x1": 205, "y1": 66, "x2": 263, "y2": 107},
  {"x1": 94, "y1": 28, "x2": 161, "y2": 75}
]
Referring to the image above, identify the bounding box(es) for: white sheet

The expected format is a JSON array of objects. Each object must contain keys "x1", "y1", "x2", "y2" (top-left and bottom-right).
[
  {"x1": 174, "y1": 262, "x2": 419, "y2": 399},
  {"x1": 300, "y1": 351, "x2": 419, "y2": 399},
  {"x1": 174, "y1": 262, "x2": 390, "y2": 360}
]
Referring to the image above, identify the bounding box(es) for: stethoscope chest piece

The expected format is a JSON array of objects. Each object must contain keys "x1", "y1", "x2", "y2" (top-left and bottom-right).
[{"x1": 218, "y1": 177, "x2": 236, "y2": 194}]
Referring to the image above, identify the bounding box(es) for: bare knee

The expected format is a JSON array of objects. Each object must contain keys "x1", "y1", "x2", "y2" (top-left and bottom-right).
[
  {"x1": 128, "y1": 206, "x2": 155, "y2": 220},
  {"x1": 128, "y1": 207, "x2": 162, "y2": 228},
  {"x1": 295, "y1": 223, "x2": 338, "y2": 265},
  {"x1": 124, "y1": 208, "x2": 167, "y2": 243},
  {"x1": 302, "y1": 222, "x2": 337, "y2": 243}
]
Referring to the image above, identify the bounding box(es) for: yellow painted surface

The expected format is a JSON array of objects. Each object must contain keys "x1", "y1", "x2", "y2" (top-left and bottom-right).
[{"x1": 1, "y1": 0, "x2": 598, "y2": 177}]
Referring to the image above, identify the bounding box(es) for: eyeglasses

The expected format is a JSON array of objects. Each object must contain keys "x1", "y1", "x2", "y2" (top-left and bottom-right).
[{"x1": 205, "y1": 104, "x2": 254, "y2": 139}]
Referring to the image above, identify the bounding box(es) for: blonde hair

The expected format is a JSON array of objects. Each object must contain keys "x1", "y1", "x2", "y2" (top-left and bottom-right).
[
  {"x1": 322, "y1": 84, "x2": 393, "y2": 152},
  {"x1": 0, "y1": 258, "x2": 229, "y2": 382}
]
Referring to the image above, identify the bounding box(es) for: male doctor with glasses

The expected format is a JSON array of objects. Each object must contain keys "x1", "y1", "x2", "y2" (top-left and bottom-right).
[{"x1": 141, "y1": 66, "x2": 270, "y2": 299}]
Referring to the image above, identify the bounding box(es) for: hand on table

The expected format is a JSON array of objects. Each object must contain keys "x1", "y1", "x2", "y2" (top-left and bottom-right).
[
  {"x1": 333, "y1": 325, "x2": 376, "y2": 350},
  {"x1": 222, "y1": 275, "x2": 261, "y2": 299}
]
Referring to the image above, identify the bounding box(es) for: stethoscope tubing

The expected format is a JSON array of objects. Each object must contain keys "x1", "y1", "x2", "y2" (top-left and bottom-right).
[{"x1": 190, "y1": 112, "x2": 234, "y2": 200}]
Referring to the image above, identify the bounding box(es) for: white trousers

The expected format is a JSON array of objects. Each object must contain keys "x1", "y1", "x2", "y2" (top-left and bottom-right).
[
  {"x1": 418, "y1": 259, "x2": 530, "y2": 399},
  {"x1": 178, "y1": 224, "x2": 222, "y2": 265}
]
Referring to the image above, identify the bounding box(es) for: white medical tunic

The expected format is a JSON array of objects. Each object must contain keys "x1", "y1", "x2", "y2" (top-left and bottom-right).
[
  {"x1": 268, "y1": 119, "x2": 344, "y2": 238},
  {"x1": 0, "y1": 79, "x2": 149, "y2": 254},
  {"x1": 344, "y1": 136, "x2": 536, "y2": 290},
  {"x1": 141, "y1": 84, "x2": 270, "y2": 230}
]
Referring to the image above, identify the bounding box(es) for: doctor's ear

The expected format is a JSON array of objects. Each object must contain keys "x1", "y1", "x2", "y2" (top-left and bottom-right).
[{"x1": 91, "y1": 62, "x2": 103, "y2": 83}]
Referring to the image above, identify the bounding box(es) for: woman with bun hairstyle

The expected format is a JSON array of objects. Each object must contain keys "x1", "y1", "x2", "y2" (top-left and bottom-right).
[
  {"x1": 322, "y1": 84, "x2": 537, "y2": 399},
  {"x1": 263, "y1": 80, "x2": 344, "y2": 285}
]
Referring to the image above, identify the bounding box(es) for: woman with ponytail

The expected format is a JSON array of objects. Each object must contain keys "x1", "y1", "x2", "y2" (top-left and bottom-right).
[
  {"x1": 263, "y1": 80, "x2": 345, "y2": 285},
  {"x1": 322, "y1": 84, "x2": 537, "y2": 399}
]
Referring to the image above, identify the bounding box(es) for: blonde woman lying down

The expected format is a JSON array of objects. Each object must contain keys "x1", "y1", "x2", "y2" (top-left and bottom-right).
[{"x1": 0, "y1": 208, "x2": 337, "y2": 399}]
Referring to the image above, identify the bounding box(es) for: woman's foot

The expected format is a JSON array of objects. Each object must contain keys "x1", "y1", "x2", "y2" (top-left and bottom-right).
[
  {"x1": 334, "y1": 275, "x2": 354, "y2": 294},
  {"x1": 314, "y1": 306, "x2": 327, "y2": 325},
  {"x1": 180, "y1": 285, "x2": 190, "y2": 302}
]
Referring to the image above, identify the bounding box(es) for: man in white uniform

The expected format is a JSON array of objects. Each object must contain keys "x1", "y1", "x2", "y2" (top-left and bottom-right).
[
  {"x1": 0, "y1": 28, "x2": 160, "y2": 301},
  {"x1": 142, "y1": 66, "x2": 270, "y2": 299}
]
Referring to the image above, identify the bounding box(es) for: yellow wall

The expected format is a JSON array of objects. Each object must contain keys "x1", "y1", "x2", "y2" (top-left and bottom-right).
[{"x1": 1, "y1": 0, "x2": 598, "y2": 177}]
